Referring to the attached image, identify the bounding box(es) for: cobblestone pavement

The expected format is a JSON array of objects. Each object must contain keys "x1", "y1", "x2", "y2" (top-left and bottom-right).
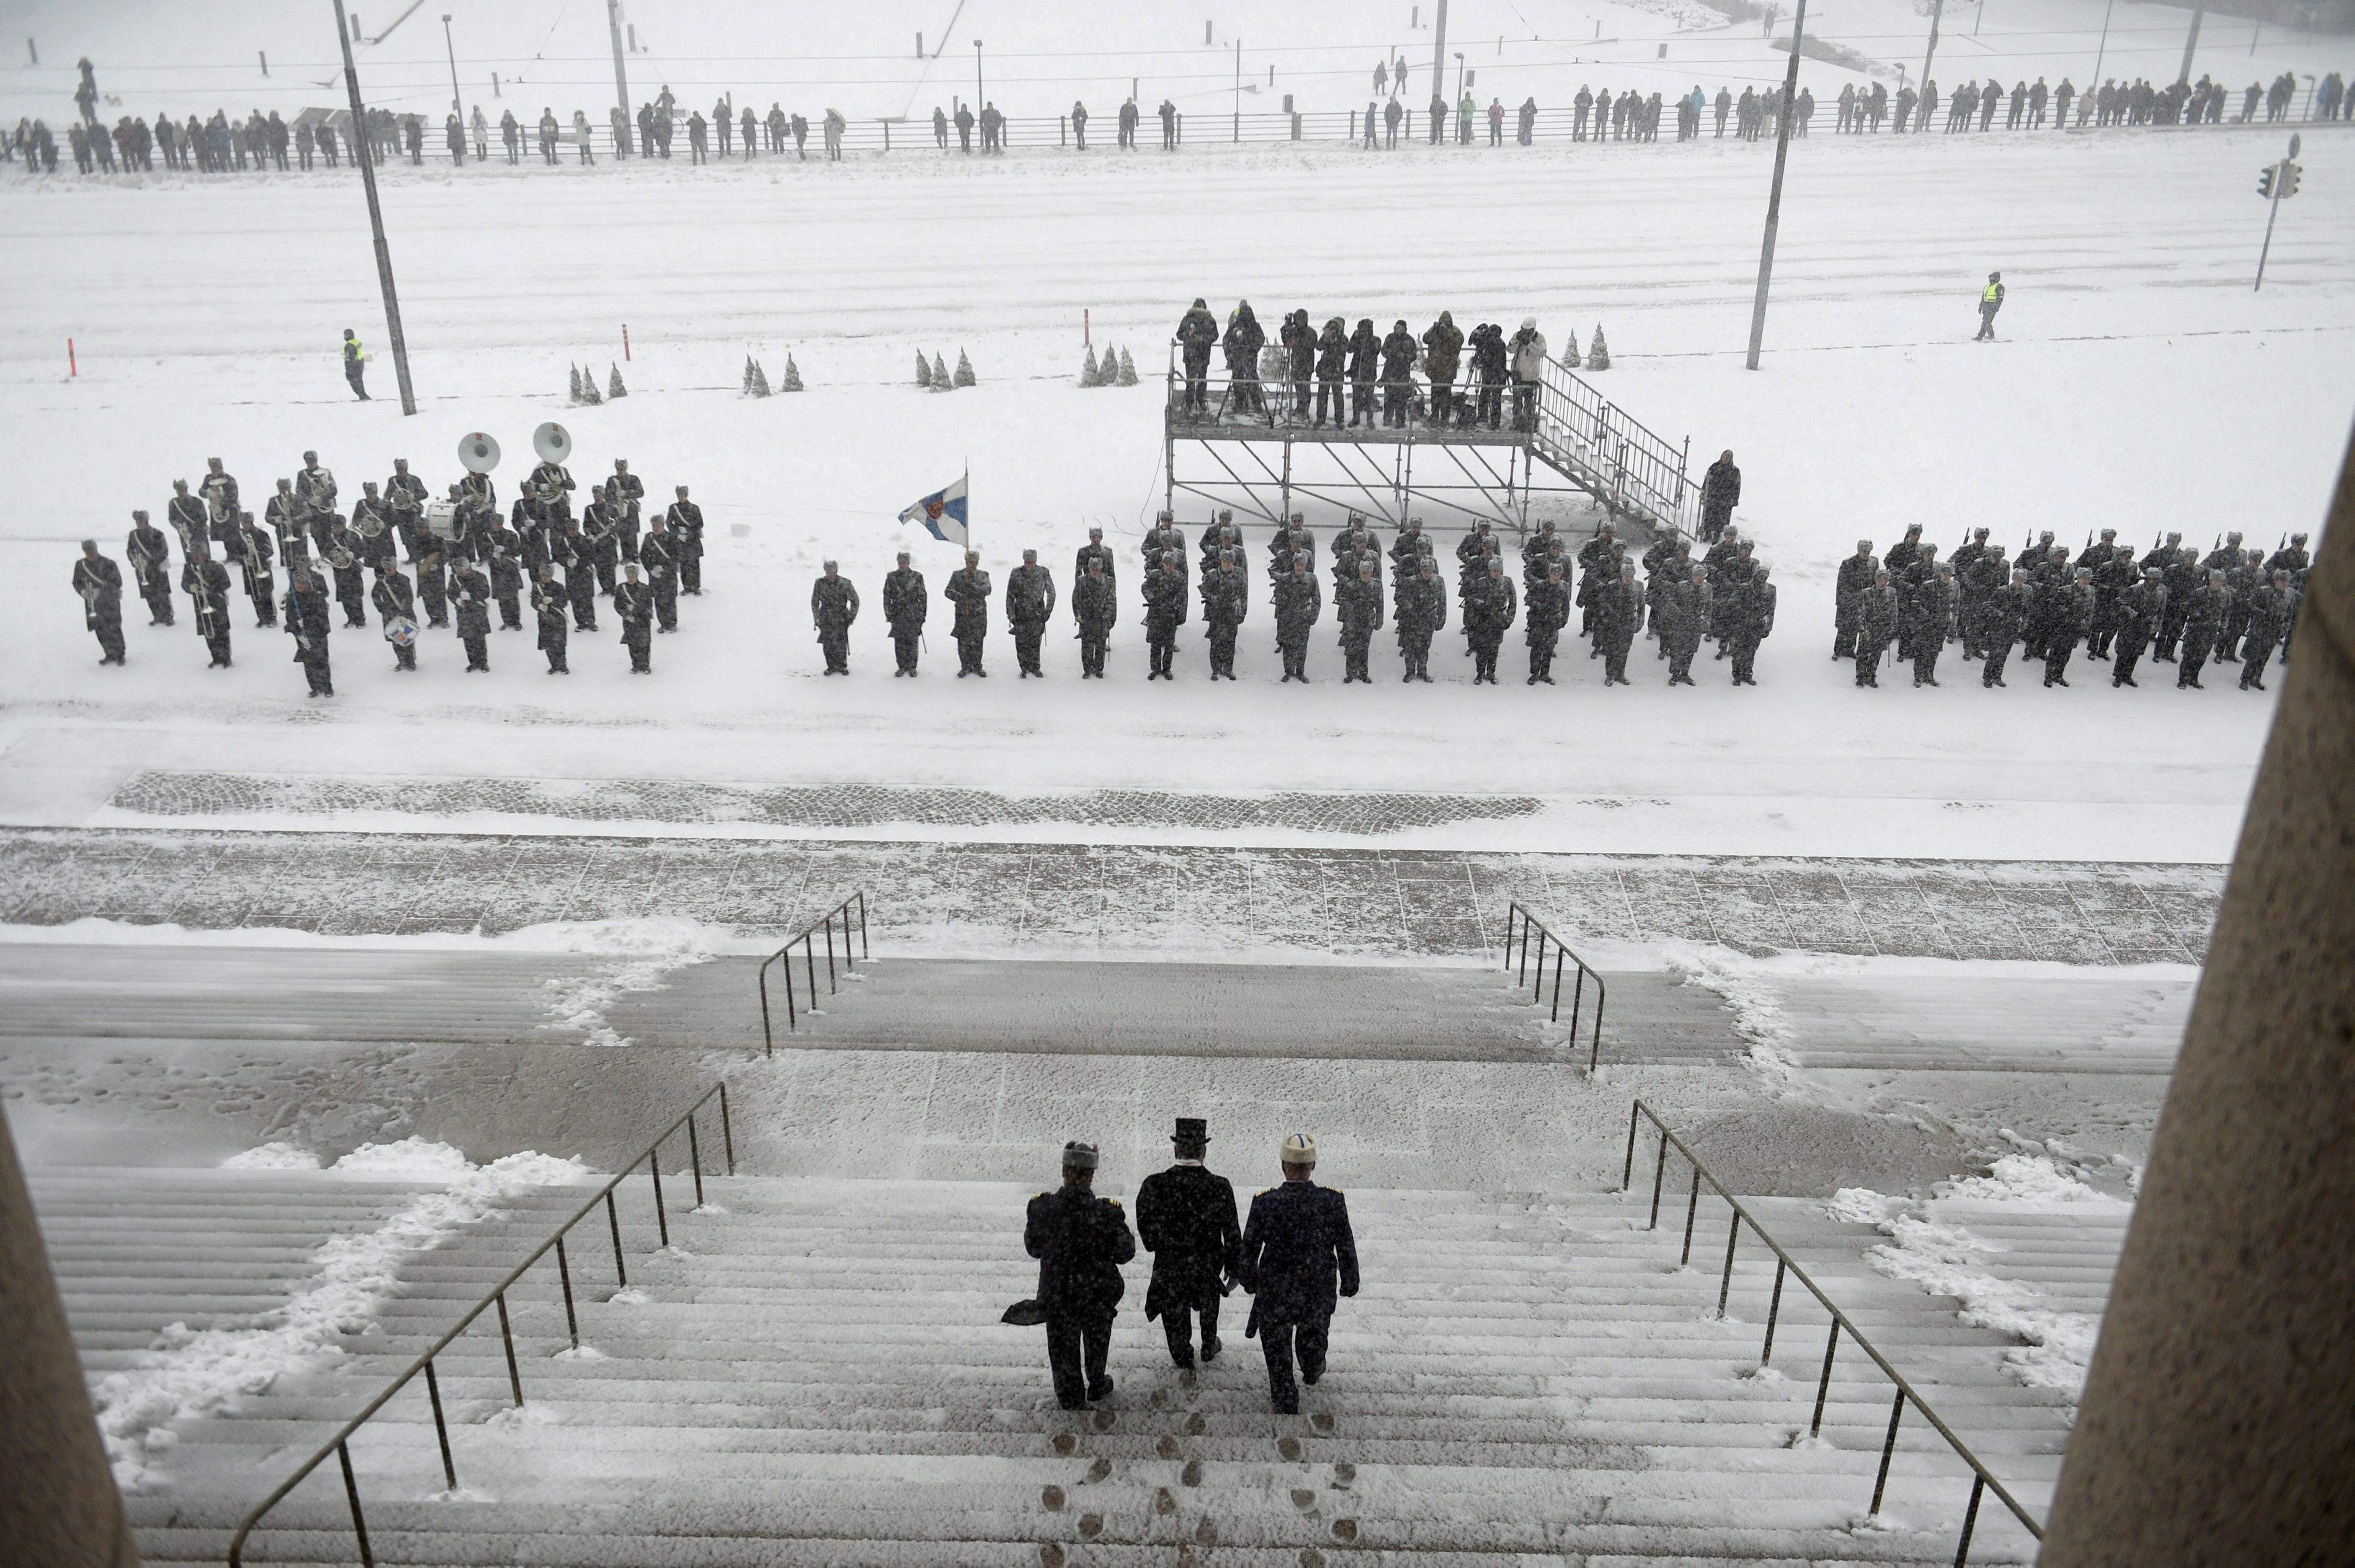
[
  {"x1": 109, "y1": 772, "x2": 1546, "y2": 836},
  {"x1": 0, "y1": 827, "x2": 2222, "y2": 965}
]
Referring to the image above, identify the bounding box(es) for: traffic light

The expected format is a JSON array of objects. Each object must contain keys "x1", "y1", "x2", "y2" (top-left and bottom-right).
[
  {"x1": 2259, "y1": 165, "x2": 2276, "y2": 198},
  {"x1": 2280, "y1": 160, "x2": 2302, "y2": 198}
]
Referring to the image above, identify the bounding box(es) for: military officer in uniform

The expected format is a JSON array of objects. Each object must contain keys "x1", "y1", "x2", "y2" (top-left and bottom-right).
[
  {"x1": 532, "y1": 565, "x2": 571, "y2": 673},
  {"x1": 450, "y1": 558, "x2": 493, "y2": 671},
  {"x1": 666, "y1": 485, "x2": 706, "y2": 595},
  {"x1": 1135, "y1": 1118, "x2": 1242, "y2": 1370},
  {"x1": 1074, "y1": 556, "x2": 1116, "y2": 677},
  {"x1": 1007, "y1": 548, "x2": 1056, "y2": 677},
  {"x1": 1023, "y1": 1141, "x2": 1136, "y2": 1411},
  {"x1": 616, "y1": 562, "x2": 656, "y2": 673},
  {"x1": 882, "y1": 551, "x2": 929, "y2": 675},
  {"x1": 184, "y1": 542, "x2": 235, "y2": 669},
  {"x1": 128, "y1": 510, "x2": 176, "y2": 626},
  {"x1": 370, "y1": 562, "x2": 419, "y2": 671},
  {"x1": 811, "y1": 560, "x2": 859, "y2": 675},
  {"x1": 946, "y1": 550, "x2": 992, "y2": 676},
  {"x1": 1239, "y1": 1133, "x2": 1358, "y2": 1415},
  {"x1": 73, "y1": 540, "x2": 127, "y2": 665}
]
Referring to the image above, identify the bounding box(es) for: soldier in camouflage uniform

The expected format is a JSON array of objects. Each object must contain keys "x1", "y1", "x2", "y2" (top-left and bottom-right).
[
  {"x1": 1394, "y1": 556, "x2": 1445, "y2": 681},
  {"x1": 1074, "y1": 556, "x2": 1117, "y2": 678},
  {"x1": 947, "y1": 551, "x2": 993, "y2": 676},
  {"x1": 811, "y1": 560, "x2": 860, "y2": 675},
  {"x1": 1274, "y1": 556, "x2": 1322, "y2": 682},
  {"x1": 1200, "y1": 549, "x2": 1248, "y2": 679},
  {"x1": 1523, "y1": 562, "x2": 1568, "y2": 683},
  {"x1": 1336, "y1": 558, "x2": 1384, "y2": 683},
  {"x1": 1007, "y1": 548, "x2": 1056, "y2": 677},
  {"x1": 1854, "y1": 570, "x2": 1897, "y2": 687},
  {"x1": 883, "y1": 551, "x2": 929, "y2": 676}
]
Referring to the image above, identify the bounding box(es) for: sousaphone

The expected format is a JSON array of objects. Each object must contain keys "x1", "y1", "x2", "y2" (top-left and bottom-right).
[
  {"x1": 532, "y1": 421, "x2": 573, "y2": 465},
  {"x1": 459, "y1": 431, "x2": 502, "y2": 474}
]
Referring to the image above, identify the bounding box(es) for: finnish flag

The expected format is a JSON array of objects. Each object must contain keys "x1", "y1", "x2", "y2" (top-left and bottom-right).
[{"x1": 898, "y1": 474, "x2": 969, "y2": 548}]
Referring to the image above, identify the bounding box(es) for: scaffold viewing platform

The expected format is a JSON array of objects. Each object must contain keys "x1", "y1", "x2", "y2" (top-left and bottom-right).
[{"x1": 1161, "y1": 344, "x2": 1698, "y2": 539}]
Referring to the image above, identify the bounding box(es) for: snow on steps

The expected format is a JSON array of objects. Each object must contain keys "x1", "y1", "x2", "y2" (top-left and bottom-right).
[{"x1": 81, "y1": 1178, "x2": 2066, "y2": 1566}]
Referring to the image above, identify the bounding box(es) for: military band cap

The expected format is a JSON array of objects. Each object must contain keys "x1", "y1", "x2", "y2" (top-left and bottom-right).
[
  {"x1": 1062, "y1": 1140, "x2": 1099, "y2": 1170},
  {"x1": 1282, "y1": 1132, "x2": 1317, "y2": 1162},
  {"x1": 1173, "y1": 1117, "x2": 1209, "y2": 1143}
]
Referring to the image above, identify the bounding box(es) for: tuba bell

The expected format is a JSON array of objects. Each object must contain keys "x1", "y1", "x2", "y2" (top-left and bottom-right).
[
  {"x1": 459, "y1": 431, "x2": 502, "y2": 474},
  {"x1": 532, "y1": 421, "x2": 573, "y2": 465},
  {"x1": 326, "y1": 545, "x2": 355, "y2": 570}
]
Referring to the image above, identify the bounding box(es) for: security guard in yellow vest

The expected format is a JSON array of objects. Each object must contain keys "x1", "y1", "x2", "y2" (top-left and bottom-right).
[
  {"x1": 1976, "y1": 272, "x2": 2004, "y2": 342},
  {"x1": 342, "y1": 328, "x2": 369, "y2": 400}
]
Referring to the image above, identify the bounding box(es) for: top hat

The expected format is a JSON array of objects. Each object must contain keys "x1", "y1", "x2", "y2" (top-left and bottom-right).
[{"x1": 1173, "y1": 1117, "x2": 1209, "y2": 1144}]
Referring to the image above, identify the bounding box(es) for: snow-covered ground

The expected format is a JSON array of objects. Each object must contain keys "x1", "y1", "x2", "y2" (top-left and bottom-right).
[{"x1": 3, "y1": 116, "x2": 2345, "y2": 860}]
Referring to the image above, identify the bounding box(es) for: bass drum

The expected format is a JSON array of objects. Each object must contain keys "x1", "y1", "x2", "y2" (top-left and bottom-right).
[{"x1": 425, "y1": 500, "x2": 460, "y2": 539}]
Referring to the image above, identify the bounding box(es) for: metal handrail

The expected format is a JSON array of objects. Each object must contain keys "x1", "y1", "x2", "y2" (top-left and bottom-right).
[
  {"x1": 757, "y1": 890, "x2": 870, "y2": 1055},
  {"x1": 1619, "y1": 1098, "x2": 2044, "y2": 1562},
  {"x1": 224, "y1": 1082, "x2": 737, "y2": 1567},
  {"x1": 1505, "y1": 901, "x2": 1607, "y2": 1072}
]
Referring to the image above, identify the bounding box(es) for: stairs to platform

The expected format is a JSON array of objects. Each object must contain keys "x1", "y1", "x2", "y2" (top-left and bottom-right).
[{"x1": 85, "y1": 1177, "x2": 2072, "y2": 1567}]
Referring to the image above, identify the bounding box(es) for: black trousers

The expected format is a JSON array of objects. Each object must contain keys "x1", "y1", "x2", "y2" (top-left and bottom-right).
[
  {"x1": 345, "y1": 360, "x2": 368, "y2": 400},
  {"x1": 680, "y1": 552, "x2": 702, "y2": 593},
  {"x1": 299, "y1": 649, "x2": 332, "y2": 695},
  {"x1": 1383, "y1": 385, "x2": 1410, "y2": 426},
  {"x1": 1149, "y1": 634, "x2": 1175, "y2": 677},
  {"x1": 1399, "y1": 631, "x2": 1430, "y2": 679},
  {"x1": 1315, "y1": 381, "x2": 1343, "y2": 425},
  {"x1": 1602, "y1": 632, "x2": 1633, "y2": 683},
  {"x1": 653, "y1": 580, "x2": 678, "y2": 631},
  {"x1": 1080, "y1": 631, "x2": 1108, "y2": 676},
  {"x1": 1280, "y1": 639, "x2": 1308, "y2": 680},
  {"x1": 1046, "y1": 1310, "x2": 1114, "y2": 1409},
  {"x1": 463, "y1": 633, "x2": 488, "y2": 671},
  {"x1": 90, "y1": 613, "x2": 125, "y2": 663},
  {"x1": 894, "y1": 631, "x2": 920, "y2": 673},
  {"x1": 956, "y1": 632, "x2": 985, "y2": 673},
  {"x1": 626, "y1": 627, "x2": 652, "y2": 671},
  {"x1": 2045, "y1": 640, "x2": 2076, "y2": 685},
  {"x1": 1258, "y1": 1314, "x2": 1330, "y2": 1413},
  {"x1": 141, "y1": 581, "x2": 176, "y2": 624},
  {"x1": 1208, "y1": 624, "x2": 1237, "y2": 676},
  {"x1": 496, "y1": 590, "x2": 521, "y2": 630},
  {"x1": 1982, "y1": 642, "x2": 2013, "y2": 686},
  {"x1": 2177, "y1": 626, "x2": 2215, "y2": 686},
  {"x1": 1014, "y1": 623, "x2": 1044, "y2": 675},
  {"x1": 820, "y1": 628, "x2": 849, "y2": 673},
  {"x1": 1161, "y1": 1296, "x2": 1221, "y2": 1367}
]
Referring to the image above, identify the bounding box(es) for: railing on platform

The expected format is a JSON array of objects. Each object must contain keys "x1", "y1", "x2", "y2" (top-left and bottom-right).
[
  {"x1": 758, "y1": 891, "x2": 871, "y2": 1054},
  {"x1": 1165, "y1": 341, "x2": 1694, "y2": 535},
  {"x1": 1618, "y1": 1098, "x2": 2045, "y2": 1565},
  {"x1": 1504, "y1": 901, "x2": 1607, "y2": 1071},
  {"x1": 225, "y1": 1082, "x2": 737, "y2": 1568}
]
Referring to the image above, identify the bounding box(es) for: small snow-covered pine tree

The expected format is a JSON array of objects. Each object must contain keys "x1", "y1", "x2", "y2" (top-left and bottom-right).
[
  {"x1": 1587, "y1": 326, "x2": 1610, "y2": 370},
  {"x1": 750, "y1": 360, "x2": 773, "y2": 397},
  {"x1": 933, "y1": 352, "x2": 951, "y2": 388},
  {"x1": 783, "y1": 354, "x2": 803, "y2": 391},
  {"x1": 1560, "y1": 330, "x2": 1582, "y2": 370},
  {"x1": 608, "y1": 363, "x2": 628, "y2": 399},
  {"x1": 1082, "y1": 344, "x2": 1100, "y2": 386},
  {"x1": 581, "y1": 369, "x2": 603, "y2": 405},
  {"x1": 742, "y1": 356, "x2": 756, "y2": 394},
  {"x1": 569, "y1": 363, "x2": 585, "y2": 403},
  {"x1": 916, "y1": 350, "x2": 935, "y2": 388},
  {"x1": 1116, "y1": 347, "x2": 1138, "y2": 386},
  {"x1": 953, "y1": 348, "x2": 976, "y2": 388}
]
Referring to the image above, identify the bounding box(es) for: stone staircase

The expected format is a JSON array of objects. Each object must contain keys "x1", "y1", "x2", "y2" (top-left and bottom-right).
[{"x1": 81, "y1": 1176, "x2": 2062, "y2": 1567}]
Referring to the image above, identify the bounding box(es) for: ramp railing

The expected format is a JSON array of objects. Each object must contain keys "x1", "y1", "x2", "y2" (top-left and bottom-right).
[
  {"x1": 1619, "y1": 1098, "x2": 2045, "y2": 1563},
  {"x1": 1504, "y1": 901, "x2": 1607, "y2": 1070},
  {"x1": 226, "y1": 1082, "x2": 737, "y2": 1567},
  {"x1": 758, "y1": 890, "x2": 870, "y2": 1053}
]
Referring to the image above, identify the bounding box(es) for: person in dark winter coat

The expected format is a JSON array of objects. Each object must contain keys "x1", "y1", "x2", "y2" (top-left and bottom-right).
[
  {"x1": 946, "y1": 552, "x2": 992, "y2": 675},
  {"x1": 1135, "y1": 1117, "x2": 1241, "y2": 1370},
  {"x1": 1699, "y1": 451, "x2": 1741, "y2": 543},
  {"x1": 1313, "y1": 317, "x2": 1349, "y2": 428},
  {"x1": 1394, "y1": 557, "x2": 1445, "y2": 681},
  {"x1": 1237, "y1": 1132, "x2": 1357, "y2": 1416},
  {"x1": 1176, "y1": 299, "x2": 1219, "y2": 416},
  {"x1": 882, "y1": 552, "x2": 929, "y2": 675},
  {"x1": 1346, "y1": 319, "x2": 1380, "y2": 428},
  {"x1": 370, "y1": 562, "x2": 419, "y2": 671},
  {"x1": 1727, "y1": 563, "x2": 1774, "y2": 685},
  {"x1": 1336, "y1": 558, "x2": 1385, "y2": 683},
  {"x1": 2176, "y1": 570, "x2": 2229, "y2": 689},
  {"x1": 1025, "y1": 1141, "x2": 1136, "y2": 1411},
  {"x1": 1379, "y1": 320, "x2": 1418, "y2": 428},
  {"x1": 1854, "y1": 571, "x2": 1898, "y2": 685},
  {"x1": 1594, "y1": 564, "x2": 1643, "y2": 685},
  {"x1": 1981, "y1": 570, "x2": 2031, "y2": 688},
  {"x1": 811, "y1": 560, "x2": 859, "y2": 675},
  {"x1": 1200, "y1": 550, "x2": 1248, "y2": 679},
  {"x1": 1420, "y1": 311, "x2": 1463, "y2": 426},
  {"x1": 1658, "y1": 567, "x2": 1708, "y2": 685},
  {"x1": 1223, "y1": 302, "x2": 1266, "y2": 416}
]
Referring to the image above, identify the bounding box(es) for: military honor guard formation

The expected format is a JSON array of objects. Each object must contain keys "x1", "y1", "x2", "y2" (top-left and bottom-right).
[
  {"x1": 1829, "y1": 525, "x2": 2312, "y2": 693},
  {"x1": 1017, "y1": 1121, "x2": 1357, "y2": 1416},
  {"x1": 77, "y1": 423, "x2": 708, "y2": 694}
]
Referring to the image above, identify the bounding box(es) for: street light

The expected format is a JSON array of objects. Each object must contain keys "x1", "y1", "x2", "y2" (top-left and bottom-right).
[
  {"x1": 441, "y1": 13, "x2": 460, "y2": 116},
  {"x1": 974, "y1": 39, "x2": 984, "y2": 109},
  {"x1": 331, "y1": 0, "x2": 415, "y2": 415},
  {"x1": 1454, "y1": 50, "x2": 1465, "y2": 103}
]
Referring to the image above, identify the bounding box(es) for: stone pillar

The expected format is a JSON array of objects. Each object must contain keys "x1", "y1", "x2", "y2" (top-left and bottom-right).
[
  {"x1": 0, "y1": 1109, "x2": 141, "y2": 1566},
  {"x1": 2040, "y1": 435, "x2": 2354, "y2": 1561}
]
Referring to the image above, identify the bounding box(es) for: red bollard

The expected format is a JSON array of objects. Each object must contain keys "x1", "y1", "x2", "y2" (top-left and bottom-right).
[
  {"x1": 1083, "y1": 308, "x2": 1090, "y2": 347},
  {"x1": 67, "y1": 338, "x2": 76, "y2": 377},
  {"x1": 622, "y1": 324, "x2": 631, "y2": 361}
]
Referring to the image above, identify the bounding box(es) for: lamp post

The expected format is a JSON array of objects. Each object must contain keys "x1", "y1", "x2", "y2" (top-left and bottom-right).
[
  {"x1": 1745, "y1": 0, "x2": 1809, "y2": 369},
  {"x1": 974, "y1": 40, "x2": 984, "y2": 110},
  {"x1": 332, "y1": 0, "x2": 415, "y2": 415},
  {"x1": 441, "y1": 13, "x2": 460, "y2": 115}
]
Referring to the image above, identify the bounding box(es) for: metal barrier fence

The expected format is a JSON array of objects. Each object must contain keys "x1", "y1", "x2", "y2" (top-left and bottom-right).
[
  {"x1": 758, "y1": 891, "x2": 870, "y2": 1053},
  {"x1": 1504, "y1": 901, "x2": 1607, "y2": 1070},
  {"x1": 225, "y1": 1082, "x2": 737, "y2": 1567},
  {"x1": 1619, "y1": 1098, "x2": 2044, "y2": 1565}
]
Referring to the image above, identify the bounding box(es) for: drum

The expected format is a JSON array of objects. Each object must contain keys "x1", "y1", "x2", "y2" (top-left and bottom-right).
[
  {"x1": 386, "y1": 615, "x2": 419, "y2": 648},
  {"x1": 425, "y1": 500, "x2": 460, "y2": 539}
]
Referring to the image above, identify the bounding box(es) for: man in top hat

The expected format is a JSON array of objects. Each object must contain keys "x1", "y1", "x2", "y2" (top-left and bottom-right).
[
  {"x1": 1237, "y1": 1132, "x2": 1357, "y2": 1415},
  {"x1": 1134, "y1": 1118, "x2": 1242, "y2": 1370},
  {"x1": 1024, "y1": 1140, "x2": 1136, "y2": 1410}
]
